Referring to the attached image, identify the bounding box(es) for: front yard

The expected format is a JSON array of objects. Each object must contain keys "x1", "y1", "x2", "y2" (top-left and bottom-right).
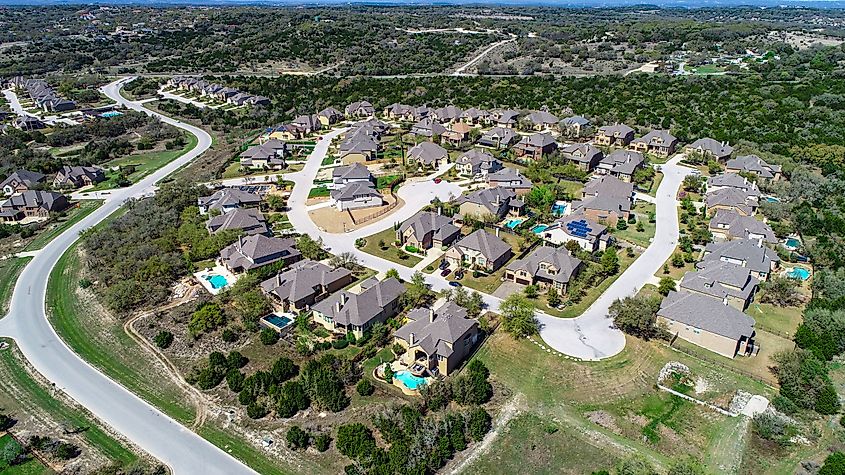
[{"x1": 359, "y1": 227, "x2": 424, "y2": 267}]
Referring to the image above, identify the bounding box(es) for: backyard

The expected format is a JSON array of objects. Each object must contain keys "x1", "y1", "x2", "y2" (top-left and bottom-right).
[{"x1": 611, "y1": 202, "x2": 656, "y2": 248}]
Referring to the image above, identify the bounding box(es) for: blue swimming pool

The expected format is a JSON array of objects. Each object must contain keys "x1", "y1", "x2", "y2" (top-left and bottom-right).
[
  {"x1": 205, "y1": 274, "x2": 229, "y2": 289},
  {"x1": 787, "y1": 267, "x2": 811, "y2": 281},
  {"x1": 264, "y1": 314, "x2": 292, "y2": 328},
  {"x1": 785, "y1": 238, "x2": 800, "y2": 249},
  {"x1": 100, "y1": 111, "x2": 123, "y2": 118},
  {"x1": 504, "y1": 218, "x2": 524, "y2": 229},
  {"x1": 551, "y1": 202, "x2": 568, "y2": 216},
  {"x1": 395, "y1": 370, "x2": 427, "y2": 390},
  {"x1": 532, "y1": 224, "x2": 549, "y2": 234},
  {"x1": 764, "y1": 196, "x2": 780, "y2": 203}
]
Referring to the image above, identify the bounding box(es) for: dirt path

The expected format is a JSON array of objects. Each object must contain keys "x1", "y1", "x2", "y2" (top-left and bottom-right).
[
  {"x1": 446, "y1": 394, "x2": 524, "y2": 474},
  {"x1": 122, "y1": 286, "x2": 208, "y2": 429},
  {"x1": 705, "y1": 416, "x2": 749, "y2": 474}
]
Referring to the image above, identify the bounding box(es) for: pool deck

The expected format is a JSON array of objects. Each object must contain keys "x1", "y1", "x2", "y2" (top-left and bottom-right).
[{"x1": 193, "y1": 262, "x2": 239, "y2": 295}]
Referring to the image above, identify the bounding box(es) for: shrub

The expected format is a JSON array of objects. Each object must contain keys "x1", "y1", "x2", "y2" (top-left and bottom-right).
[
  {"x1": 221, "y1": 328, "x2": 238, "y2": 343},
  {"x1": 286, "y1": 426, "x2": 310, "y2": 450},
  {"x1": 771, "y1": 394, "x2": 799, "y2": 415},
  {"x1": 153, "y1": 330, "x2": 174, "y2": 349},
  {"x1": 226, "y1": 369, "x2": 245, "y2": 392},
  {"x1": 356, "y1": 379, "x2": 374, "y2": 396},
  {"x1": 78, "y1": 278, "x2": 92, "y2": 289},
  {"x1": 467, "y1": 407, "x2": 492, "y2": 442},
  {"x1": 315, "y1": 433, "x2": 331, "y2": 452},
  {"x1": 820, "y1": 452, "x2": 845, "y2": 475},
  {"x1": 226, "y1": 351, "x2": 248, "y2": 370},
  {"x1": 259, "y1": 328, "x2": 279, "y2": 345},
  {"x1": 336, "y1": 423, "x2": 376, "y2": 459},
  {"x1": 54, "y1": 442, "x2": 81, "y2": 460},
  {"x1": 332, "y1": 338, "x2": 349, "y2": 349},
  {"x1": 246, "y1": 402, "x2": 268, "y2": 419},
  {"x1": 0, "y1": 412, "x2": 14, "y2": 431},
  {"x1": 271, "y1": 357, "x2": 298, "y2": 383}
]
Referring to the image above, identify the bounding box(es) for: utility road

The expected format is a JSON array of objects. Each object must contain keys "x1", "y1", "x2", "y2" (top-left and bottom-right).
[{"x1": 0, "y1": 77, "x2": 256, "y2": 475}]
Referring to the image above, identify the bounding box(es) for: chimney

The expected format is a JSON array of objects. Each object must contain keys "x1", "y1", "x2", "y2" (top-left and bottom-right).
[
  {"x1": 277, "y1": 273, "x2": 282, "y2": 286},
  {"x1": 335, "y1": 299, "x2": 342, "y2": 314},
  {"x1": 340, "y1": 293, "x2": 348, "y2": 305},
  {"x1": 429, "y1": 307, "x2": 435, "y2": 323},
  {"x1": 495, "y1": 227, "x2": 500, "y2": 237},
  {"x1": 409, "y1": 332, "x2": 415, "y2": 345},
  {"x1": 437, "y1": 206, "x2": 442, "y2": 216}
]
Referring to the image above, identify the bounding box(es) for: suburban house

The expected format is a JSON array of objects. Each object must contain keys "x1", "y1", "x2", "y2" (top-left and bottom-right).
[
  {"x1": 679, "y1": 260, "x2": 759, "y2": 310},
  {"x1": 709, "y1": 209, "x2": 777, "y2": 244},
  {"x1": 266, "y1": 124, "x2": 305, "y2": 141},
  {"x1": 705, "y1": 188, "x2": 759, "y2": 216},
  {"x1": 684, "y1": 138, "x2": 734, "y2": 162},
  {"x1": 411, "y1": 117, "x2": 448, "y2": 139},
  {"x1": 706, "y1": 173, "x2": 761, "y2": 196},
  {"x1": 524, "y1": 110, "x2": 559, "y2": 131},
  {"x1": 206, "y1": 208, "x2": 270, "y2": 236},
  {"x1": 514, "y1": 133, "x2": 557, "y2": 161},
  {"x1": 0, "y1": 170, "x2": 46, "y2": 195},
  {"x1": 198, "y1": 188, "x2": 261, "y2": 215},
  {"x1": 433, "y1": 105, "x2": 463, "y2": 123},
  {"x1": 13, "y1": 116, "x2": 46, "y2": 131},
  {"x1": 630, "y1": 130, "x2": 678, "y2": 158},
  {"x1": 478, "y1": 127, "x2": 518, "y2": 149},
  {"x1": 260, "y1": 260, "x2": 354, "y2": 312},
  {"x1": 398, "y1": 210, "x2": 461, "y2": 251},
  {"x1": 444, "y1": 229, "x2": 513, "y2": 273},
  {"x1": 393, "y1": 301, "x2": 481, "y2": 377},
  {"x1": 701, "y1": 239, "x2": 780, "y2": 281},
  {"x1": 559, "y1": 116, "x2": 591, "y2": 138},
  {"x1": 453, "y1": 187, "x2": 524, "y2": 220},
  {"x1": 596, "y1": 150, "x2": 646, "y2": 182},
  {"x1": 443, "y1": 122, "x2": 473, "y2": 146},
  {"x1": 574, "y1": 175, "x2": 634, "y2": 226},
  {"x1": 561, "y1": 143, "x2": 604, "y2": 171},
  {"x1": 384, "y1": 103, "x2": 414, "y2": 121},
  {"x1": 352, "y1": 118, "x2": 390, "y2": 137},
  {"x1": 658, "y1": 290, "x2": 757, "y2": 359},
  {"x1": 491, "y1": 109, "x2": 520, "y2": 128},
  {"x1": 455, "y1": 149, "x2": 503, "y2": 178},
  {"x1": 726, "y1": 155, "x2": 782, "y2": 180},
  {"x1": 13, "y1": 78, "x2": 76, "y2": 112},
  {"x1": 240, "y1": 139, "x2": 287, "y2": 170},
  {"x1": 407, "y1": 141, "x2": 449, "y2": 169},
  {"x1": 331, "y1": 182, "x2": 384, "y2": 211},
  {"x1": 505, "y1": 245, "x2": 582, "y2": 294},
  {"x1": 537, "y1": 213, "x2": 610, "y2": 252},
  {"x1": 53, "y1": 165, "x2": 105, "y2": 189},
  {"x1": 338, "y1": 131, "x2": 380, "y2": 164},
  {"x1": 292, "y1": 114, "x2": 322, "y2": 134},
  {"x1": 0, "y1": 190, "x2": 68, "y2": 222},
  {"x1": 595, "y1": 123, "x2": 635, "y2": 147},
  {"x1": 331, "y1": 163, "x2": 375, "y2": 189},
  {"x1": 318, "y1": 107, "x2": 344, "y2": 126},
  {"x1": 311, "y1": 276, "x2": 405, "y2": 338},
  {"x1": 344, "y1": 101, "x2": 375, "y2": 118},
  {"x1": 460, "y1": 108, "x2": 491, "y2": 125},
  {"x1": 486, "y1": 167, "x2": 533, "y2": 195},
  {"x1": 220, "y1": 235, "x2": 301, "y2": 273}
]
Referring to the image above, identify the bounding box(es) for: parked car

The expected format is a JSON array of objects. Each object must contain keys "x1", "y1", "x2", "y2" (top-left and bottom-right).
[
  {"x1": 433, "y1": 177, "x2": 442, "y2": 184},
  {"x1": 440, "y1": 268, "x2": 452, "y2": 277},
  {"x1": 448, "y1": 281, "x2": 462, "y2": 288},
  {"x1": 439, "y1": 260, "x2": 448, "y2": 270}
]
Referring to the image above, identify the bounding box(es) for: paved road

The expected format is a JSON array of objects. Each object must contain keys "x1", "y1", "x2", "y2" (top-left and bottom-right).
[
  {"x1": 0, "y1": 77, "x2": 256, "y2": 475},
  {"x1": 453, "y1": 36, "x2": 516, "y2": 76},
  {"x1": 286, "y1": 136, "x2": 692, "y2": 360}
]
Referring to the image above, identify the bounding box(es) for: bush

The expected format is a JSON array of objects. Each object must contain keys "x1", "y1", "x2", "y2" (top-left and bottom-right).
[
  {"x1": 315, "y1": 433, "x2": 331, "y2": 452},
  {"x1": 286, "y1": 426, "x2": 310, "y2": 450},
  {"x1": 153, "y1": 330, "x2": 173, "y2": 349},
  {"x1": 246, "y1": 402, "x2": 268, "y2": 419},
  {"x1": 751, "y1": 412, "x2": 790, "y2": 445},
  {"x1": 227, "y1": 351, "x2": 248, "y2": 370},
  {"x1": 356, "y1": 379, "x2": 374, "y2": 396},
  {"x1": 271, "y1": 357, "x2": 298, "y2": 383},
  {"x1": 54, "y1": 442, "x2": 80, "y2": 460},
  {"x1": 467, "y1": 407, "x2": 492, "y2": 442},
  {"x1": 820, "y1": 452, "x2": 845, "y2": 475},
  {"x1": 336, "y1": 423, "x2": 376, "y2": 459},
  {"x1": 0, "y1": 412, "x2": 14, "y2": 431},
  {"x1": 260, "y1": 328, "x2": 279, "y2": 345},
  {"x1": 221, "y1": 328, "x2": 238, "y2": 343},
  {"x1": 78, "y1": 278, "x2": 92, "y2": 289},
  {"x1": 226, "y1": 369, "x2": 245, "y2": 392},
  {"x1": 771, "y1": 394, "x2": 799, "y2": 415},
  {"x1": 332, "y1": 338, "x2": 349, "y2": 350}
]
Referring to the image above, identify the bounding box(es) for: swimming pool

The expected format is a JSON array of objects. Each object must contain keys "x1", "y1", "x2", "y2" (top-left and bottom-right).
[
  {"x1": 394, "y1": 370, "x2": 427, "y2": 390},
  {"x1": 785, "y1": 238, "x2": 801, "y2": 249},
  {"x1": 204, "y1": 274, "x2": 229, "y2": 289},
  {"x1": 764, "y1": 196, "x2": 780, "y2": 203},
  {"x1": 100, "y1": 111, "x2": 123, "y2": 118},
  {"x1": 532, "y1": 224, "x2": 549, "y2": 234},
  {"x1": 504, "y1": 218, "x2": 525, "y2": 229},
  {"x1": 787, "y1": 267, "x2": 811, "y2": 281},
  {"x1": 263, "y1": 314, "x2": 293, "y2": 329},
  {"x1": 551, "y1": 202, "x2": 568, "y2": 216}
]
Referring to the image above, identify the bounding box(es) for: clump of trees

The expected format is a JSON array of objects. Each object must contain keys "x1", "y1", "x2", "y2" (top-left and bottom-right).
[
  {"x1": 421, "y1": 360, "x2": 493, "y2": 410},
  {"x1": 499, "y1": 294, "x2": 538, "y2": 338},
  {"x1": 609, "y1": 295, "x2": 664, "y2": 340},
  {"x1": 772, "y1": 349, "x2": 840, "y2": 415},
  {"x1": 188, "y1": 350, "x2": 249, "y2": 391}
]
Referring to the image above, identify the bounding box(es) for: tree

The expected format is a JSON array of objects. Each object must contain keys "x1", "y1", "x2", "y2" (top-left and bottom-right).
[
  {"x1": 402, "y1": 271, "x2": 432, "y2": 308},
  {"x1": 385, "y1": 268, "x2": 400, "y2": 280},
  {"x1": 820, "y1": 452, "x2": 845, "y2": 475},
  {"x1": 154, "y1": 330, "x2": 174, "y2": 349},
  {"x1": 547, "y1": 287, "x2": 561, "y2": 307},
  {"x1": 356, "y1": 378, "x2": 374, "y2": 396},
  {"x1": 796, "y1": 307, "x2": 845, "y2": 361},
  {"x1": 336, "y1": 423, "x2": 376, "y2": 460},
  {"x1": 271, "y1": 357, "x2": 298, "y2": 382},
  {"x1": 315, "y1": 433, "x2": 331, "y2": 452},
  {"x1": 609, "y1": 295, "x2": 663, "y2": 340},
  {"x1": 329, "y1": 252, "x2": 361, "y2": 271},
  {"x1": 188, "y1": 302, "x2": 225, "y2": 336},
  {"x1": 671, "y1": 253, "x2": 685, "y2": 268},
  {"x1": 601, "y1": 248, "x2": 620, "y2": 275},
  {"x1": 524, "y1": 284, "x2": 539, "y2": 299},
  {"x1": 296, "y1": 234, "x2": 325, "y2": 260},
  {"x1": 760, "y1": 276, "x2": 801, "y2": 307},
  {"x1": 467, "y1": 406, "x2": 492, "y2": 442},
  {"x1": 657, "y1": 277, "x2": 676, "y2": 296},
  {"x1": 500, "y1": 293, "x2": 538, "y2": 338},
  {"x1": 260, "y1": 328, "x2": 280, "y2": 345},
  {"x1": 774, "y1": 349, "x2": 841, "y2": 414}
]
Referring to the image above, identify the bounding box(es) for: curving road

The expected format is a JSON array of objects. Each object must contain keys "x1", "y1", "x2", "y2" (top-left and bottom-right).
[
  {"x1": 285, "y1": 132, "x2": 692, "y2": 360},
  {"x1": 0, "y1": 77, "x2": 255, "y2": 475}
]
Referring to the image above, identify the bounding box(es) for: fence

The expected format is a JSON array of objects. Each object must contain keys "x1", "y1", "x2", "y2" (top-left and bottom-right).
[
  {"x1": 351, "y1": 176, "x2": 404, "y2": 225},
  {"x1": 664, "y1": 340, "x2": 776, "y2": 390}
]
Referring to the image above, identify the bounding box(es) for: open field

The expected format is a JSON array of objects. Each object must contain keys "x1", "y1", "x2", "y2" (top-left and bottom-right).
[
  {"x1": 91, "y1": 134, "x2": 199, "y2": 191},
  {"x1": 24, "y1": 201, "x2": 103, "y2": 251}
]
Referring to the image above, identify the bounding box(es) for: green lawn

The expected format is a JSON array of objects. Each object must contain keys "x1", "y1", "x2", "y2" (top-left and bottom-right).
[
  {"x1": 0, "y1": 257, "x2": 31, "y2": 314},
  {"x1": 748, "y1": 302, "x2": 803, "y2": 338},
  {"x1": 24, "y1": 200, "x2": 103, "y2": 251},
  {"x1": 308, "y1": 186, "x2": 330, "y2": 198},
  {"x1": 0, "y1": 434, "x2": 47, "y2": 475},
  {"x1": 222, "y1": 161, "x2": 244, "y2": 179},
  {"x1": 0, "y1": 339, "x2": 138, "y2": 467},
  {"x1": 646, "y1": 172, "x2": 664, "y2": 196},
  {"x1": 549, "y1": 251, "x2": 638, "y2": 318},
  {"x1": 90, "y1": 133, "x2": 199, "y2": 191},
  {"x1": 611, "y1": 202, "x2": 656, "y2": 248},
  {"x1": 449, "y1": 232, "x2": 523, "y2": 294},
  {"x1": 360, "y1": 228, "x2": 423, "y2": 267},
  {"x1": 375, "y1": 174, "x2": 402, "y2": 190},
  {"x1": 321, "y1": 156, "x2": 337, "y2": 166}
]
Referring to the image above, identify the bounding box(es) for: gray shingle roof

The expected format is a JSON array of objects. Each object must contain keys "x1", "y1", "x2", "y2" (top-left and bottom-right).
[
  {"x1": 407, "y1": 141, "x2": 448, "y2": 166},
  {"x1": 562, "y1": 143, "x2": 603, "y2": 163},
  {"x1": 220, "y1": 235, "x2": 300, "y2": 271},
  {"x1": 206, "y1": 208, "x2": 269, "y2": 235},
  {"x1": 312, "y1": 277, "x2": 405, "y2": 327},
  {"x1": 260, "y1": 260, "x2": 352, "y2": 303},
  {"x1": 527, "y1": 110, "x2": 559, "y2": 125},
  {"x1": 394, "y1": 300, "x2": 477, "y2": 358},
  {"x1": 452, "y1": 229, "x2": 512, "y2": 263},
  {"x1": 658, "y1": 290, "x2": 755, "y2": 340},
  {"x1": 598, "y1": 123, "x2": 634, "y2": 137},
  {"x1": 479, "y1": 127, "x2": 518, "y2": 145},
  {"x1": 198, "y1": 188, "x2": 261, "y2": 212},
  {"x1": 687, "y1": 138, "x2": 733, "y2": 158},
  {"x1": 399, "y1": 211, "x2": 459, "y2": 243},
  {"x1": 506, "y1": 246, "x2": 582, "y2": 285},
  {"x1": 330, "y1": 182, "x2": 383, "y2": 201},
  {"x1": 705, "y1": 188, "x2": 758, "y2": 216},
  {"x1": 583, "y1": 175, "x2": 634, "y2": 200},
  {"x1": 600, "y1": 150, "x2": 645, "y2": 176},
  {"x1": 706, "y1": 173, "x2": 760, "y2": 196},
  {"x1": 454, "y1": 186, "x2": 517, "y2": 215},
  {"x1": 0, "y1": 190, "x2": 66, "y2": 212},
  {"x1": 709, "y1": 209, "x2": 776, "y2": 243},
  {"x1": 518, "y1": 132, "x2": 556, "y2": 148},
  {"x1": 487, "y1": 167, "x2": 532, "y2": 190},
  {"x1": 332, "y1": 163, "x2": 373, "y2": 181},
  {"x1": 702, "y1": 239, "x2": 780, "y2": 274},
  {"x1": 560, "y1": 115, "x2": 590, "y2": 126},
  {"x1": 632, "y1": 129, "x2": 677, "y2": 147},
  {"x1": 0, "y1": 170, "x2": 46, "y2": 190},
  {"x1": 680, "y1": 260, "x2": 758, "y2": 303},
  {"x1": 726, "y1": 155, "x2": 782, "y2": 179}
]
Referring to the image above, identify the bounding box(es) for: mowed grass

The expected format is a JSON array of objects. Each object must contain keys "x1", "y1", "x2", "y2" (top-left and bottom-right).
[
  {"x1": 91, "y1": 133, "x2": 199, "y2": 191},
  {"x1": 748, "y1": 302, "x2": 803, "y2": 338},
  {"x1": 0, "y1": 434, "x2": 46, "y2": 475},
  {"x1": 24, "y1": 200, "x2": 103, "y2": 251},
  {"x1": 0, "y1": 339, "x2": 138, "y2": 466},
  {"x1": 612, "y1": 202, "x2": 657, "y2": 248},
  {"x1": 0, "y1": 257, "x2": 31, "y2": 314},
  {"x1": 360, "y1": 227, "x2": 423, "y2": 267}
]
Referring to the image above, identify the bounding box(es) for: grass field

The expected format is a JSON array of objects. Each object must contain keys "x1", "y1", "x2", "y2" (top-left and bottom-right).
[
  {"x1": 308, "y1": 186, "x2": 330, "y2": 198},
  {"x1": 90, "y1": 133, "x2": 199, "y2": 191},
  {"x1": 0, "y1": 434, "x2": 46, "y2": 475},
  {"x1": 24, "y1": 200, "x2": 103, "y2": 251},
  {"x1": 0, "y1": 257, "x2": 31, "y2": 314},
  {"x1": 0, "y1": 339, "x2": 138, "y2": 467},
  {"x1": 748, "y1": 302, "x2": 803, "y2": 338},
  {"x1": 360, "y1": 228, "x2": 423, "y2": 267},
  {"x1": 612, "y1": 202, "x2": 656, "y2": 248}
]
